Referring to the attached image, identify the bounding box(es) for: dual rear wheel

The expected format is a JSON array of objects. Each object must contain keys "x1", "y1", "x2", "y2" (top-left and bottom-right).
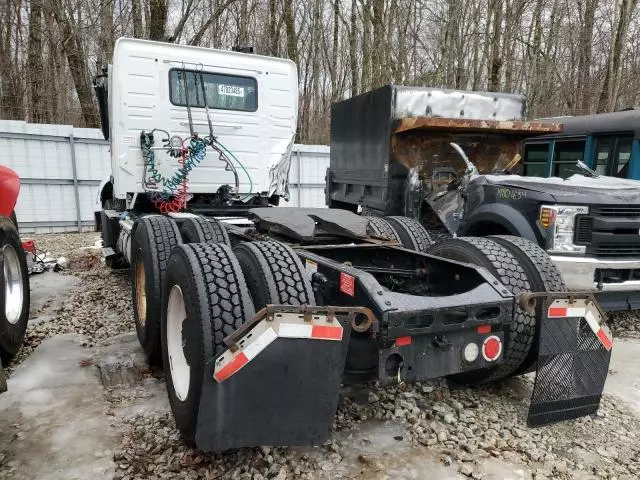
[
  {"x1": 365, "y1": 215, "x2": 433, "y2": 253},
  {"x1": 428, "y1": 235, "x2": 566, "y2": 383},
  {"x1": 131, "y1": 214, "x2": 314, "y2": 445}
]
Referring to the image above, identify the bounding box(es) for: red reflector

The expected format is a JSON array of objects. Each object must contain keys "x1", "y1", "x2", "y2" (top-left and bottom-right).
[
  {"x1": 548, "y1": 306, "x2": 567, "y2": 317},
  {"x1": 476, "y1": 324, "x2": 491, "y2": 334},
  {"x1": 482, "y1": 336, "x2": 502, "y2": 362},
  {"x1": 339, "y1": 272, "x2": 355, "y2": 296},
  {"x1": 395, "y1": 336, "x2": 412, "y2": 347},
  {"x1": 214, "y1": 352, "x2": 248, "y2": 382},
  {"x1": 311, "y1": 325, "x2": 343, "y2": 340},
  {"x1": 597, "y1": 329, "x2": 613, "y2": 351}
]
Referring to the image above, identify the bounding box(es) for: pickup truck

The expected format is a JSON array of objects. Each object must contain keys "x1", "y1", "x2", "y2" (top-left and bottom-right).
[{"x1": 326, "y1": 84, "x2": 640, "y2": 311}]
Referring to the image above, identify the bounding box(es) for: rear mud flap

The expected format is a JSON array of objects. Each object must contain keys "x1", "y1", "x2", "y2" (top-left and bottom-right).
[
  {"x1": 194, "y1": 318, "x2": 351, "y2": 451},
  {"x1": 528, "y1": 299, "x2": 612, "y2": 427}
]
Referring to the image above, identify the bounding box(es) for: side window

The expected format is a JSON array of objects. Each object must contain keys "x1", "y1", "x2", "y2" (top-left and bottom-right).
[
  {"x1": 169, "y1": 69, "x2": 258, "y2": 112},
  {"x1": 593, "y1": 135, "x2": 633, "y2": 177},
  {"x1": 594, "y1": 140, "x2": 610, "y2": 176},
  {"x1": 553, "y1": 140, "x2": 585, "y2": 178},
  {"x1": 615, "y1": 139, "x2": 632, "y2": 178},
  {"x1": 523, "y1": 143, "x2": 549, "y2": 177}
]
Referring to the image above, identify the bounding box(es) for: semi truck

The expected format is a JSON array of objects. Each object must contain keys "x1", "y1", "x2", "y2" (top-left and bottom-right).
[
  {"x1": 326, "y1": 85, "x2": 640, "y2": 311},
  {"x1": 94, "y1": 38, "x2": 612, "y2": 451}
]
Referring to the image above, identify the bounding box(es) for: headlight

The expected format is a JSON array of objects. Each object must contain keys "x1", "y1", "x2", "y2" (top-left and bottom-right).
[{"x1": 540, "y1": 205, "x2": 589, "y2": 254}]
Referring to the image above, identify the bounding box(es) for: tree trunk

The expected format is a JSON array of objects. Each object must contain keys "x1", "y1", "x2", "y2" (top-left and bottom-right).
[
  {"x1": 50, "y1": 0, "x2": 99, "y2": 126},
  {"x1": 360, "y1": 0, "x2": 371, "y2": 91},
  {"x1": 331, "y1": 0, "x2": 340, "y2": 101},
  {"x1": 577, "y1": 0, "x2": 598, "y2": 114},
  {"x1": 268, "y1": 0, "x2": 279, "y2": 55},
  {"x1": 132, "y1": 0, "x2": 143, "y2": 37},
  {"x1": 371, "y1": 0, "x2": 384, "y2": 87},
  {"x1": 283, "y1": 0, "x2": 298, "y2": 65},
  {"x1": 148, "y1": 0, "x2": 168, "y2": 41},
  {"x1": 27, "y1": 0, "x2": 46, "y2": 123},
  {"x1": 238, "y1": 0, "x2": 249, "y2": 46},
  {"x1": 487, "y1": 0, "x2": 503, "y2": 91},
  {"x1": 597, "y1": 0, "x2": 638, "y2": 112},
  {"x1": 349, "y1": 0, "x2": 358, "y2": 95}
]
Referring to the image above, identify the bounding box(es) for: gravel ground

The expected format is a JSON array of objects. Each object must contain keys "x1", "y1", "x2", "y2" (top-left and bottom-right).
[
  {"x1": 10, "y1": 232, "x2": 133, "y2": 370},
  {"x1": 608, "y1": 310, "x2": 640, "y2": 339},
  {"x1": 11, "y1": 233, "x2": 640, "y2": 479},
  {"x1": 110, "y1": 377, "x2": 640, "y2": 480}
]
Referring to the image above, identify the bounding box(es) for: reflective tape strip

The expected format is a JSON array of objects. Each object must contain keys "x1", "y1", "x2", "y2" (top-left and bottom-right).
[
  {"x1": 584, "y1": 309, "x2": 613, "y2": 351},
  {"x1": 213, "y1": 313, "x2": 343, "y2": 383},
  {"x1": 213, "y1": 326, "x2": 278, "y2": 383},
  {"x1": 214, "y1": 352, "x2": 249, "y2": 382},
  {"x1": 548, "y1": 306, "x2": 585, "y2": 318},
  {"x1": 278, "y1": 323, "x2": 313, "y2": 338},
  {"x1": 547, "y1": 300, "x2": 613, "y2": 351},
  {"x1": 278, "y1": 322, "x2": 343, "y2": 341},
  {"x1": 242, "y1": 326, "x2": 278, "y2": 359},
  {"x1": 311, "y1": 325, "x2": 343, "y2": 340},
  {"x1": 597, "y1": 329, "x2": 613, "y2": 351}
]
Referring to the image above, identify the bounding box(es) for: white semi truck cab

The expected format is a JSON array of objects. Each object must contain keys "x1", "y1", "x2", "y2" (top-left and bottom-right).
[{"x1": 95, "y1": 37, "x2": 298, "y2": 212}]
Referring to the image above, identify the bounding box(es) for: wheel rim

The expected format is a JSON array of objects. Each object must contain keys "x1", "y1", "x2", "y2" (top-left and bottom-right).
[
  {"x1": 167, "y1": 285, "x2": 190, "y2": 401},
  {"x1": 135, "y1": 251, "x2": 147, "y2": 328},
  {"x1": 3, "y1": 244, "x2": 23, "y2": 324}
]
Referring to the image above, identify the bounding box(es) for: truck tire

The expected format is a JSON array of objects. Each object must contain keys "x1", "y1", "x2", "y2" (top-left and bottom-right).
[
  {"x1": 0, "y1": 217, "x2": 29, "y2": 362},
  {"x1": 385, "y1": 216, "x2": 433, "y2": 253},
  {"x1": 161, "y1": 243, "x2": 254, "y2": 445},
  {"x1": 489, "y1": 235, "x2": 566, "y2": 374},
  {"x1": 427, "y1": 237, "x2": 535, "y2": 383},
  {"x1": 179, "y1": 216, "x2": 230, "y2": 246},
  {"x1": 366, "y1": 217, "x2": 402, "y2": 243},
  {"x1": 131, "y1": 215, "x2": 182, "y2": 364},
  {"x1": 9, "y1": 211, "x2": 18, "y2": 234},
  {"x1": 234, "y1": 241, "x2": 315, "y2": 309}
]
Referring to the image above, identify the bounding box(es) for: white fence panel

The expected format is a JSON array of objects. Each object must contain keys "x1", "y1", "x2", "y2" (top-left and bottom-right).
[
  {"x1": 0, "y1": 120, "x2": 329, "y2": 233},
  {"x1": 286, "y1": 145, "x2": 330, "y2": 208}
]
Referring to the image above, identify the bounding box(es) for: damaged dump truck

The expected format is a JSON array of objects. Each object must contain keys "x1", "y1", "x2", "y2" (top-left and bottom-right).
[
  {"x1": 327, "y1": 85, "x2": 640, "y2": 311},
  {"x1": 94, "y1": 39, "x2": 613, "y2": 451}
]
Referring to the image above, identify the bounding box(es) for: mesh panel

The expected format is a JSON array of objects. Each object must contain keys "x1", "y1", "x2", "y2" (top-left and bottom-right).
[{"x1": 528, "y1": 312, "x2": 611, "y2": 427}]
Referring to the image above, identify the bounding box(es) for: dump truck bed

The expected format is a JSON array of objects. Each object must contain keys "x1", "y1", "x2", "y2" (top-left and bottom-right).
[{"x1": 326, "y1": 85, "x2": 561, "y2": 214}]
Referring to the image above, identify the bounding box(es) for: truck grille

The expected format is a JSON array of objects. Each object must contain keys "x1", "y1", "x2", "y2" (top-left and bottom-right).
[
  {"x1": 581, "y1": 205, "x2": 640, "y2": 258},
  {"x1": 590, "y1": 245, "x2": 640, "y2": 258},
  {"x1": 591, "y1": 206, "x2": 640, "y2": 217},
  {"x1": 574, "y1": 216, "x2": 592, "y2": 243}
]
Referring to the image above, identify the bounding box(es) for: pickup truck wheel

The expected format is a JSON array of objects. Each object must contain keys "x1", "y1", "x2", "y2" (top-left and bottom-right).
[
  {"x1": 490, "y1": 235, "x2": 566, "y2": 375},
  {"x1": 385, "y1": 216, "x2": 433, "y2": 253},
  {"x1": 234, "y1": 241, "x2": 315, "y2": 309},
  {"x1": 179, "y1": 216, "x2": 230, "y2": 246},
  {"x1": 427, "y1": 237, "x2": 535, "y2": 383},
  {"x1": 162, "y1": 243, "x2": 254, "y2": 445},
  {"x1": 0, "y1": 217, "x2": 29, "y2": 362},
  {"x1": 366, "y1": 217, "x2": 402, "y2": 243},
  {"x1": 131, "y1": 216, "x2": 182, "y2": 364}
]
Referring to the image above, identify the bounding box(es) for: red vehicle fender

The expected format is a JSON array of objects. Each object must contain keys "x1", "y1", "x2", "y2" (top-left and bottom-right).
[{"x1": 0, "y1": 165, "x2": 20, "y2": 217}]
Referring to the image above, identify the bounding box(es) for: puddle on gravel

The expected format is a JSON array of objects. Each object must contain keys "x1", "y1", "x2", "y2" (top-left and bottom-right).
[{"x1": 302, "y1": 420, "x2": 461, "y2": 479}]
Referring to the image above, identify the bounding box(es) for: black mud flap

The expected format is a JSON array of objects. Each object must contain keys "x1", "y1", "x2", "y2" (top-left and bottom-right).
[
  {"x1": 194, "y1": 317, "x2": 351, "y2": 451},
  {"x1": 528, "y1": 299, "x2": 612, "y2": 427}
]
